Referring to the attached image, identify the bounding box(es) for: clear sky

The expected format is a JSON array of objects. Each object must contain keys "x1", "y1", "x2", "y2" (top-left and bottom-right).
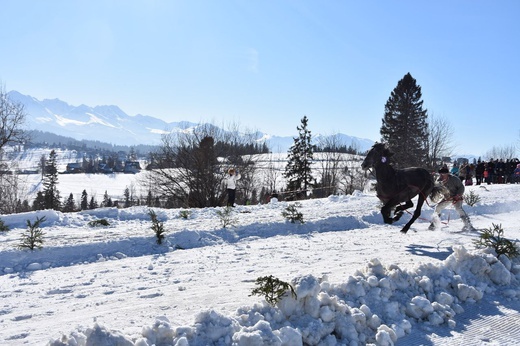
[{"x1": 1, "y1": 1, "x2": 519, "y2": 157}]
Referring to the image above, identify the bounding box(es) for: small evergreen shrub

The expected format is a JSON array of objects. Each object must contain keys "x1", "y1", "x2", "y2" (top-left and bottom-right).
[
  {"x1": 0, "y1": 218, "x2": 9, "y2": 232},
  {"x1": 216, "y1": 206, "x2": 237, "y2": 228},
  {"x1": 148, "y1": 209, "x2": 166, "y2": 245},
  {"x1": 464, "y1": 190, "x2": 481, "y2": 206},
  {"x1": 282, "y1": 203, "x2": 304, "y2": 224},
  {"x1": 19, "y1": 216, "x2": 46, "y2": 250},
  {"x1": 249, "y1": 275, "x2": 297, "y2": 307},
  {"x1": 179, "y1": 210, "x2": 191, "y2": 219},
  {"x1": 88, "y1": 219, "x2": 110, "y2": 227},
  {"x1": 473, "y1": 223, "x2": 519, "y2": 258}
]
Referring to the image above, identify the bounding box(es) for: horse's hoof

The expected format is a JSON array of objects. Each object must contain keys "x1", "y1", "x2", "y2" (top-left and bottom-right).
[{"x1": 400, "y1": 229, "x2": 408, "y2": 234}]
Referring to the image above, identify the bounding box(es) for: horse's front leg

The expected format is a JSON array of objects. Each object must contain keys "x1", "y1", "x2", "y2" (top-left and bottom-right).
[{"x1": 381, "y1": 203, "x2": 394, "y2": 224}]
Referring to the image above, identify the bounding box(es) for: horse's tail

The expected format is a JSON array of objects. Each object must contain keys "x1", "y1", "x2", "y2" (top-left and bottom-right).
[{"x1": 429, "y1": 183, "x2": 448, "y2": 203}]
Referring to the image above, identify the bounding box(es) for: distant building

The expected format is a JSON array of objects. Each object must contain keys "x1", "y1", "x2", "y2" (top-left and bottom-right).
[
  {"x1": 66, "y1": 162, "x2": 83, "y2": 173},
  {"x1": 98, "y1": 163, "x2": 113, "y2": 174},
  {"x1": 124, "y1": 161, "x2": 141, "y2": 174}
]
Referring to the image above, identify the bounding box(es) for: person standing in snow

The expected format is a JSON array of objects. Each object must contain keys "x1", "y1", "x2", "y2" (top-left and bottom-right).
[
  {"x1": 429, "y1": 167, "x2": 476, "y2": 232},
  {"x1": 224, "y1": 168, "x2": 241, "y2": 207},
  {"x1": 475, "y1": 160, "x2": 485, "y2": 185}
]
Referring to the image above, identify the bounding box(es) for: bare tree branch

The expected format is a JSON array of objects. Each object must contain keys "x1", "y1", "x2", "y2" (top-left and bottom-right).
[
  {"x1": 0, "y1": 85, "x2": 28, "y2": 152},
  {"x1": 426, "y1": 114, "x2": 455, "y2": 169}
]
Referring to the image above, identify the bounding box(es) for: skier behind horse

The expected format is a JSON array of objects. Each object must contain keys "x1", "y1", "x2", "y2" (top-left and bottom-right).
[{"x1": 429, "y1": 166, "x2": 476, "y2": 232}]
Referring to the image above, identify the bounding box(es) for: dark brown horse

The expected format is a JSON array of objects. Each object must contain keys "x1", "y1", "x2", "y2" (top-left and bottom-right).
[{"x1": 361, "y1": 143, "x2": 445, "y2": 234}]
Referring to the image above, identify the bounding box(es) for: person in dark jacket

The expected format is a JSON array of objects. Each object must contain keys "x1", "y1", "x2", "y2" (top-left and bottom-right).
[
  {"x1": 495, "y1": 159, "x2": 505, "y2": 183},
  {"x1": 429, "y1": 167, "x2": 476, "y2": 232},
  {"x1": 475, "y1": 161, "x2": 485, "y2": 185},
  {"x1": 485, "y1": 160, "x2": 495, "y2": 185}
]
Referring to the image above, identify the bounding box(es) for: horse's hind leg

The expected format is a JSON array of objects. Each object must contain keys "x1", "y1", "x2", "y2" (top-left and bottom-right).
[{"x1": 394, "y1": 200, "x2": 413, "y2": 222}]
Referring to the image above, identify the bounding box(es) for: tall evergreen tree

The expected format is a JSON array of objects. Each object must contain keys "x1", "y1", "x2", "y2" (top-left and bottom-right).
[
  {"x1": 124, "y1": 187, "x2": 131, "y2": 208},
  {"x1": 42, "y1": 149, "x2": 61, "y2": 210},
  {"x1": 284, "y1": 116, "x2": 315, "y2": 199},
  {"x1": 380, "y1": 73, "x2": 429, "y2": 168},
  {"x1": 80, "y1": 190, "x2": 88, "y2": 210}
]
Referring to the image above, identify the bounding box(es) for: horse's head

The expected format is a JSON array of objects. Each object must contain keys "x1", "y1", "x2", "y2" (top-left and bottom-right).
[{"x1": 361, "y1": 143, "x2": 393, "y2": 170}]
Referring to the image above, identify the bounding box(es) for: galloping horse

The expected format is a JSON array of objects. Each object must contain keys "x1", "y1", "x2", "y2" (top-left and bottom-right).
[{"x1": 361, "y1": 143, "x2": 445, "y2": 234}]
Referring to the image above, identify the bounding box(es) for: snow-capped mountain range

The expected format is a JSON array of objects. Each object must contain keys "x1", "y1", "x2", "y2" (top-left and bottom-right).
[{"x1": 8, "y1": 91, "x2": 374, "y2": 153}]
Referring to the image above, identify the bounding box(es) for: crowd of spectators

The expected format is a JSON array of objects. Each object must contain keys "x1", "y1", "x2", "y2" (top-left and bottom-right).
[{"x1": 449, "y1": 158, "x2": 520, "y2": 185}]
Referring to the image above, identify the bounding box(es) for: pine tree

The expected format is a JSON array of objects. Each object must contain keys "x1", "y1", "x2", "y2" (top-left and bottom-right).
[
  {"x1": 80, "y1": 190, "x2": 88, "y2": 210},
  {"x1": 284, "y1": 116, "x2": 315, "y2": 200},
  {"x1": 124, "y1": 187, "x2": 131, "y2": 208},
  {"x1": 16, "y1": 199, "x2": 30, "y2": 213},
  {"x1": 380, "y1": 73, "x2": 429, "y2": 168},
  {"x1": 129, "y1": 147, "x2": 137, "y2": 161},
  {"x1": 102, "y1": 190, "x2": 113, "y2": 207},
  {"x1": 88, "y1": 196, "x2": 98, "y2": 210},
  {"x1": 63, "y1": 193, "x2": 76, "y2": 212},
  {"x1": 42, "y1": 150, "x2": 61, "y2": 210},
  {"x1": 19, "y1": 216, "x2": 46, "y2": 250},
  {"x1": 23, "y1": 200, "x2": 31, "y2": 212},
  {"x1": 146, "y1": 190, "x2": 154, "y2": 206},
  {"x1": 32, "y1": 191, "x2": 45, "y2": 211}
]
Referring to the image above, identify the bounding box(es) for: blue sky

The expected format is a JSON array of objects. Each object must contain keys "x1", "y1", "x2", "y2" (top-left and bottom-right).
[{"x1": 1, "y1": 1, "x2": 519, "y2": 157}]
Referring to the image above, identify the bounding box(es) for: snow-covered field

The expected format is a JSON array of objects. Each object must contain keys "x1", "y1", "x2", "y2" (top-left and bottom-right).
[{"x1": 1, "y1": 180, "x2": 520, "y2": 345}]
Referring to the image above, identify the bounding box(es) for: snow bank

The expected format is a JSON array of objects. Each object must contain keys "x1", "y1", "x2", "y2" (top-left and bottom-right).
[{"x1": 48, "y1": 245, "x2": 520, "y2": 346}]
